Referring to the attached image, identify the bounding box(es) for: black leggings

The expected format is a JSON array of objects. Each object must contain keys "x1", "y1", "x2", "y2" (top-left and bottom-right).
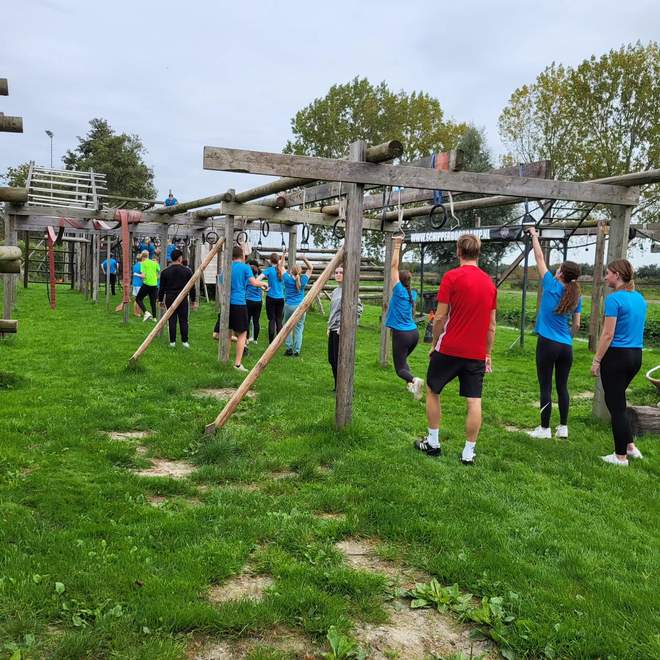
[
  {"x1": 136, "y1": 284, "x2": 158, "y2": 316},
  {"x1": 266, "y1": 296, "x2": 284, "y2": 343},
  {"x1": 536, "y1": 335, "x2": 573, "y2": 427},
  {"x1": 247, "y1": 299, "x2": 262, "y2": 341},
  {"x1": 328, "y1": 330, "x2": 340, "y2": 389},
  {"x1": 165, "y1": 294, "x2": 189, "y2": 343},
  {"x1": 391, "y1": 328, "x2": 419, "y2": 383},
  {"x1": 600, "y1": 347, "x2": 642, "y2": 456}
]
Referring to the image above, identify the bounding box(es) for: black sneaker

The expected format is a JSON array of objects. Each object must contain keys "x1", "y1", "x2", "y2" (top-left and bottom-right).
[
  {"x1": 285, "y1": 348, "x2": 293, "y2": 356},
  {"x1": 293, "y1": 352, "x2": 300, "y2": 357},
  {"x1": 414, "y1": 438, "x2": 441, "y2": 457}
]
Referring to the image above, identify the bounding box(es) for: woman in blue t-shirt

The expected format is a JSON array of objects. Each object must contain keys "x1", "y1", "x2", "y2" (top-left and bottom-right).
[
  {"x1": 263, "y1": 251, "x2": 286, "y2": 343},
  {"x1": 385, "y1": 236, "x2": 423, "y2": 400},
  {"x1": 245, "y1": 261, "x2": 266, "y2": 344},
  {"x1": 592, "y1": 259, "x2": 647, "y2": 466},
  {"x1": 282, "y1": 256, "x2": 313, "y2": 356},
  {"x1": 527, "y1": 228, "x2": 582, "y2": 439}
]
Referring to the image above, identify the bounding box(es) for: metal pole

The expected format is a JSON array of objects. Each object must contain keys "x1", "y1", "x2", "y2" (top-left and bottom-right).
[{"x1": 419, "y1": 244, "x2": 425, "y2": 310}]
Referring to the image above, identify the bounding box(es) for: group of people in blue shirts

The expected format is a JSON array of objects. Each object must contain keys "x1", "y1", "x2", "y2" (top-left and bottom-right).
[
  {"x1": 214, "y1": 247, "x2": 314, "y2": 371},
  {"x1": 526, "y1": 227, "x2": 647, "y2": 466}
]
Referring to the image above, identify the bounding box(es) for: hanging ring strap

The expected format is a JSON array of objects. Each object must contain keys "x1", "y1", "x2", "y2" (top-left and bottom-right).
[
  {"x1": 447, "y1": 192, "x2": 460, "y2": 230},
  {"x1": 429, "y1": 203, "x2": 448, "y2": 230},
  {"x1": 397, "y1": 187, "x2": 404, "y2": 225},
  {"x1": 205, "y1": 230, "x2": 219, "y2": 246},
  {"x1": 301, "y1": 223, "x2": 310, "y2": 246},
  {"x1": 333, "y1": 218, "x2": 346, "y2": 240},
  {"x1": 261, "y1": 220, "x2": 270, "y2": 237},
  {"x1": 236, "y1": 230, "x2": 248, "y2": 245}
]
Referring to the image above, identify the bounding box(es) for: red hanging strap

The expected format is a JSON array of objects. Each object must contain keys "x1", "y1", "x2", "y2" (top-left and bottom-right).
[{"x1": 114, "y1": 209, "x2": 142, "y2": 310}]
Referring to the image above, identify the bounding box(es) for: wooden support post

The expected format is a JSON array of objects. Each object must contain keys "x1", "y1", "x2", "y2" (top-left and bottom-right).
[
  {"x1": 128, "y1": 239, "x2": 225, "y2": 365},
  {"x1": 205, "y1": 248, "x2": 345, "y2": 434},
  {"x1": 593, "y1": 203, "x2": 635, "y2": 420},
  {"x1": 92, "y1": 234, "x2": 100, "y2": 303},
  {"x1": 3, "y1": 212, "x2": 17, "y2": 320},
  {"x1": 379, "y1": 234, "x2": 394, "y2": 367},
  {"x1": 335, "y1": 141, "x2": 367, "y2": 429},
  {"x1": 0, "y1": 319, "x2": 18, "y2": 333},
  {"x1": 23, "y1": 231, "x2": 29, "y2": 288},
  {"x1": 288, "y1": 226, "x2": 297, "y2": 268},
  {"x1": 588, "y1": 222, "x2": 607, "y2": 352},
  {"x1": 218, "y1": 210, "x2": 235, "y2": 363},
  {"x1": 105, "y1": 235, "x2": 111, "y2": 306}
]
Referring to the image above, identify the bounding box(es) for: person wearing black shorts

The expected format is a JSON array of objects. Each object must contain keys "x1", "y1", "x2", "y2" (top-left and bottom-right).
[
  {"x1": 417, "y1": 234, "x2": 497, "y2": 464},
  {"x1": 263, "y1": 251, "x2": 286, "y2": 343}
]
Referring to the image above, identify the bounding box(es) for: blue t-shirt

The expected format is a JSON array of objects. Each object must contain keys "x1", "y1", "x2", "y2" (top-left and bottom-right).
[
  {"x1": 385, "y1": 282, "x2": 417, "y2": 331},
  {"x1": 164, "y1": 197, "x2": 178, "y2": 207},
  {"x1": 246, "y1": 279, "x2": 264, "y2": 302},
  {"x1": 131, "y1": 263, "x2": 143, "y2": 288},
  {"x1": 102, "y1": 258, "x2": 118, "y2": 274},
  {"x1": 535, "y1": 272, "x2": 582, "y2": 345},
  {"x1": 604, "y1": 290, "x2": 647, "y2": 348},
  {"x1": 230, "y1": 261, "x2": 253, "y2": 305},
  {"x1": 166, "y1": 244, "x2": 176, "y2": 261},
  {"x1": 263, "y1": 265, "x2": 284, "y2": 299},
  {"x1": 283, "y1": 272, "x2": 309, "y2": 306}
]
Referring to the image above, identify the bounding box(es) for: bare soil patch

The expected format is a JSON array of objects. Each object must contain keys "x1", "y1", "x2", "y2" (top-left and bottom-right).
[
  {"x1": 147, "y1": 495, "x2": 202, "y2": 508},
  {"x1": 106, "y1": 430, "x2": 152, "y2": 441},
  {"x1": 270, "y1": 470, "x2": 298, "y2": 480},
  {"x1": 336, "y1": 538, "x2": 496, "y2": 659},
  {"x1": 207, "y1": 573, "x2": 273, "y2": 604},
  {"x1": 574, "y1": 390, "x2": 594, "y2": 400},
  {"x1": 315, "y1": 511, "x2": 346, "y2": 521},
  {"x1": 135, "y1": 445, "x2": 149, "y2": 456},
  {"x1": 505, "y1": 425, "x2": 523, "y2": 433},
  {"x1": 193, "y1": 388, "x2": 256, "y2": 401},
  {"x1": 189, "y1": 627, "x2": 316, "y2": 659},
  {"x1": 134, "y1": 458, "x2": 195, "y2": 479}
]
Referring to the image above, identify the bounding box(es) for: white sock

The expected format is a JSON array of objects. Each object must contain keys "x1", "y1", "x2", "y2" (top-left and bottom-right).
[
  {"x1": 462, "y1": 441, "x2": 476, "y2": 458},
  {"x1": 426, "y1": 428, "x2": 440, "y2": 448}
]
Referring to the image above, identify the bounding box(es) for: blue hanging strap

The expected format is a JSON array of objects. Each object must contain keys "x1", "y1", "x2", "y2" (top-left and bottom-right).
[{"x1": 431, "y1": 153, "x2": 444, "y2": 206}]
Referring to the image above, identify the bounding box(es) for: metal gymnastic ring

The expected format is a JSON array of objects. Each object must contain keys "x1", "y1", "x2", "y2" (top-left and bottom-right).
[
  {"x1": 301, "y1": 223, "x2": 310, "y2": 245},
  {"x1": 235, "y1": 230, "x2": 248, "y2": 245},
  {"x1": 429, "y1": 204, "x2": 448, "y2": 230},
  {"x1": 261, "y1": 220, "x2": 270, "y2": 238},
  {"x1": 205, "y1": 230, "x2": 219, "y2": 246}
]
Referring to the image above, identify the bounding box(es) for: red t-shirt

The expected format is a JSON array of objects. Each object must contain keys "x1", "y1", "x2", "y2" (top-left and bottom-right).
[{"x1": 435, "y1": 265, "x2": 497, "y2": 360}]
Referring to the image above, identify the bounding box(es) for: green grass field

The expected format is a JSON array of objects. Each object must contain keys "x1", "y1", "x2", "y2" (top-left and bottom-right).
[{"x1": 1, "y1": 287, "x2": 659, "y2": 659}]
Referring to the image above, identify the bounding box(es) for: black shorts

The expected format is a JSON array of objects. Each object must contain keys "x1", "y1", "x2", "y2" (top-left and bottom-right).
[
  {"x1": 229, "y1": 304, "x2": 249, "y2": 333},
  {"x1": 426, "y1": 351, "x2": 486, "y2": 398}
]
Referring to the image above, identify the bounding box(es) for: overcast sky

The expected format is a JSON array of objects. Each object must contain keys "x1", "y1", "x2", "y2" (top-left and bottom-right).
[{"x1": 2, "y1": 0, "x2": 658, "y2": 263}]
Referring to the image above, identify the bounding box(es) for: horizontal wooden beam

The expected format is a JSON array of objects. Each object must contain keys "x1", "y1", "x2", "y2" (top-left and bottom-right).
[
  {"x1": 150, "y1": 190, "x2": 234, "y2": 215},
  {"x1": 0, "y1": 187, "x2": 28, "y2": 203},
  {"x1": 220, "y1": 201, "x2": 399, "y2": 232},
  {"x1": 203, "y1": 147, "x2": 638, "y2": 206},
  {"x1": 590, "y1": 169, "x2": 660, "y2": 187},
  {"x1": 0, "y1": 246, "x2": 22, "y2": 261},
  {"x1": 0, "y1": 114, "x2": 23, "y2": 133}
]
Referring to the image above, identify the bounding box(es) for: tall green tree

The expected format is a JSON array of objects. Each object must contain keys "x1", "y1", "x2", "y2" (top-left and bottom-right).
[
  {"x1": 285, "y1": 77, "x2": 467, "y2": 162},
  {"x1": 63, "y1": 118, "x2": 156, "y2": 200},
  {"x1": 498, "y1": 42, "x2": 660, "y2": 220},
  {"x1": 284, "y1": 77, "x2": 469, "y2": 252},
  {"x1": 1, "y1": 162, "x2": 31, "y2": 187}
]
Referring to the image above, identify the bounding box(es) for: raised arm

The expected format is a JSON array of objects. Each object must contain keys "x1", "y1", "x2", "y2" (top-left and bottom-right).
[
  {"x1": 527, "y1": 227, "x2": 548, "y2": 279},
  {"x1": 302, "y1": 256, "x2": 313, "y2": 276},
  {"x1": 390, "y1": 237, "x2": 402, "y2": 286},
  {"x1": 277, "y1": 250, "x2": 286, "y2": 278}
]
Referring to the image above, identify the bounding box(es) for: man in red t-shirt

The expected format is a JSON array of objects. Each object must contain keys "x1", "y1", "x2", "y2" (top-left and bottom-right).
[{"x1": 415, "y1": 234, "x2": 497, "y2": 463}]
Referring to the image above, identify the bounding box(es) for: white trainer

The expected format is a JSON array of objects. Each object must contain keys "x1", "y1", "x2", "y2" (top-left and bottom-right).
[
  {"x1": 527, "y1": 426, "x2": 551, "y2": 439},
  {"x1": 555, "y1": 425, "x2": 569, "y2": 440},
  {"x1": 233, "y1": 364, "x2": 248, "y2": 373},
  {"x1": 143, "y1": 311, "x2": 152, "y2": 322},
  {"x1": 182, "y1": 342, "x2": 190, "y2": 349},
  {"x1": 411, "y1": 377, "x2": 424, "y2": 400},
  {"x1": 601, "y1": 453, "x2": 629, "y2": 466},
  {"x1": 169, "y1": 342, "x2": 176, "y2": 348},
  {"x1": 627, "y1": 446, "x2": 644, "y2": 459}
]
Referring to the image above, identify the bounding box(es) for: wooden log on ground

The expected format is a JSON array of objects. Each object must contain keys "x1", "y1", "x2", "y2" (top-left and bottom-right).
[
  {"x1": 204, "y1": 247, "x2": 345, "y2": 435},
  {"x1": 0, "y1": 187, "x2": 28, "y2": 204},
  {"x1": 0, "y1": 79, "x2": 8, "y2": 95},
  {"x1": 0, "y1": 319, "x2": 18, "y2": 333},
  {"x1": 128, "y1": 238, "x2": 225, "y2": 365},
  {"x1": 627, "y1": 405, "x2": 660, "y2": 437},
  {"x1": 0, "y1": 115, "x2": 23, "y2": 133}
]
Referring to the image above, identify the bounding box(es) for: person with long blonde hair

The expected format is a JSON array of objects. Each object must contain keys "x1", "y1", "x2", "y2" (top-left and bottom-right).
[
  {"x1": 526, "y1": 227, "x2": 582, "y2": 439},
  {"x1": 282, "y1": 256, "x2": 313, "y2": 356},
  {"x1": 592, "y1": 259, "x2": 647, "y2": 466}
]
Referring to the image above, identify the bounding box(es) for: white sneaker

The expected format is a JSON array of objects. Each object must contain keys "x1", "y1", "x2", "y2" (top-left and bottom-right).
[
  {"x1": 527, "y1": 426, "x2": 551, "y2": 439},
  {"x1": 169, "y1": 342, "x2": 176, "y2": 348},
  {"x1": 555, "y1": 425, "x2": 568, "y2": 440},
  {"x1": 411, "y1": 377, "x2": 424, "y2": 401},
  {"x1": 182, "y1": 342, "x2": 190, "y2": 349},
  {"x1": 627, "y1": 446, "x2": 644, "y2": 459},
  {"x1": 143, "y1": 311, "x2": 152, "y2": 322},
  {"x1": 601, "y1": 453, "x2": 629, "y2": 466},
  {"x1": 233, "y1": 364, "x2": 248, "y2": 373}
]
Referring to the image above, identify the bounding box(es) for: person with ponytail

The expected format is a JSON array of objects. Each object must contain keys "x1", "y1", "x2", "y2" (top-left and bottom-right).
[
  {"x1": 592, "y1": 259, "x2": 647, "y2": 466},
  {"x1": 282, "y1": 256, "x2": 313, "y2": 356},
  {"x1": 263, "y1": 250, "x2": 286, "y2": 343},
  {"x1": 385, "y1": 236, "x2": 424, "y2": 399},
  {"x1": 526, "y1": 227, "x2": 582, "y2": 439}
]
